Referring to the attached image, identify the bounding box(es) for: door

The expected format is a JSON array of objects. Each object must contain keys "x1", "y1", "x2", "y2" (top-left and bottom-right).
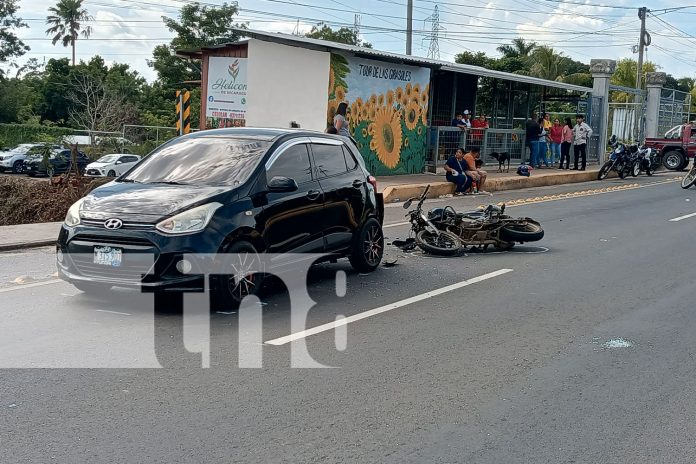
[
  {"x1": 310, "y1": 139, "x2": 366, "y2": 251},
  {"x1": 54, "y1": 151, "x2": 71, "y2": 173},
  {"x1": 688, "y1": 125, "x2": 696, "y2": 159},
  {"x1": 259, "y1": 141, "x2": 325, "y2": 253}
]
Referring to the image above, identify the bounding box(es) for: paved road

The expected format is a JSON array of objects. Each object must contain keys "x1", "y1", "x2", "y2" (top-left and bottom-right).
[{"x1": 1, "y1": 173, "x2": 695, "y2": 463}]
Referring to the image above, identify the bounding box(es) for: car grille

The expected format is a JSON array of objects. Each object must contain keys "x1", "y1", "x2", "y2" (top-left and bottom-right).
[
  {"x1": 86, "y1": 169, "x2": 101, "y2": 176},
  {"x1": 68, "y1": 235, "x2": 156, "y2": 281},
  {"x1": 81, "y1": 219, "x2": 156, "y2": 231}
]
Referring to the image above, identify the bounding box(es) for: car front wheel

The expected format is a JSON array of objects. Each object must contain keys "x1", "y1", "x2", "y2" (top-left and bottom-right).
[
  {"x1": 210, "y1": 240, "x2": 263, "y2": 311},
  {"x1": 12, "y1": 160, "x2": 24, "y2": 174},
  {"x1": 349, "y1": 217, "x2": 384, "y2": 273}
]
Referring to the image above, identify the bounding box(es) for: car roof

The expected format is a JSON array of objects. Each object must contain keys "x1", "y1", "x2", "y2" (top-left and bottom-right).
[{"x1": 182, "y1": 127, "x2": 339, "y2": 142}]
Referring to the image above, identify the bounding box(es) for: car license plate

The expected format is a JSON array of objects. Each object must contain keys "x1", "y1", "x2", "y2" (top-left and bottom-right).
[{"x1": 93, "y1": 246, "x2": 122, "y2": 267}]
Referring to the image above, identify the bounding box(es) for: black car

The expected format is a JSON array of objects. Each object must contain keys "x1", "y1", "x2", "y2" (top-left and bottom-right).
[
  {"x1": 56, "y1": 128, "x2": 384, "y2": 306},
  {"x1": 24, "y1": 149, "x2": 90, "y2": 177}
]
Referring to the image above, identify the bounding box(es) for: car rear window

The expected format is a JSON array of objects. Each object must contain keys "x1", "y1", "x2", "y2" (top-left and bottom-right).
[{"x1": 121, "y1": 137, "x2": 270, "y2": 187}]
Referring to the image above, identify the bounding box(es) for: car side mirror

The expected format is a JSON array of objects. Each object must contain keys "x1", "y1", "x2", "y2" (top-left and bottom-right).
[
  {"x1": 268, "y1": 176, "x2": 298, "y2": 193},
  {"x1": 403, "y1": 199, "x2": 413, "y2": 210}
]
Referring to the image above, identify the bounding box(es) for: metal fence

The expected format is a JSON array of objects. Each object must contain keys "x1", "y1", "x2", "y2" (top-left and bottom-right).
[
  {"x1": 607, "y1": 102, "x2": 644, "y2": 142},
  {"x1": 122, "y1": 125, "x2": 179, "y2": 156},
  {"x1": 426, "y1": 126, "x2": 526, "y2": 171},
  {"x1": 658, "y1": 88, "x2": 692, "y2": 137}
]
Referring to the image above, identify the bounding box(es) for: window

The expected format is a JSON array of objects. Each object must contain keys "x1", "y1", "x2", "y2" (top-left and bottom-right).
[
  {"x1": 266, "y1": 143, "x2": 313, "y2": 185},
  {"x1": 122, "y1": 137, "x2": 270, "y2": 187},
  {"x1": 342, "y1": 146, "x2": 359, "y2": 170},
  {"x1": 312, "y1": 144, "x2": 348, "y2": 179}
]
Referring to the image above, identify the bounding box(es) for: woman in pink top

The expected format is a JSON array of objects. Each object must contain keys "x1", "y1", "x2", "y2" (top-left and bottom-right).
[
  {"x1": 549, "y1": 118, "x2": 563, "y2": 166},
  {"x1": 559, "y1": 117, "x2": 573, "y2": 169}
]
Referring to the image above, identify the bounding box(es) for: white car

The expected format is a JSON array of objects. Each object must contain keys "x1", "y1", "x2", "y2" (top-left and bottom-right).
[
  {"x1": 0, "y1": 144, "x2": 62, "y2": 174},
  {"x1": 84, "y1": 154, "x2": 141, "y2": 177}
]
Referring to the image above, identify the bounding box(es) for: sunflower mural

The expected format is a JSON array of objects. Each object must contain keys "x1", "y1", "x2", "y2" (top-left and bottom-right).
[{"x1": 327, "y1": 53, "x2": 431, "y2": 175}]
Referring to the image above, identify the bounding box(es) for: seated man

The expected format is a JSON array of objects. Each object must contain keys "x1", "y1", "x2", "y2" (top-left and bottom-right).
[
  {"x1": 444, "y1": 148, "x2": 473, "y2": 196},
  {"x1": 463, "y1": 146, "x2": 488, "y2": 194}
]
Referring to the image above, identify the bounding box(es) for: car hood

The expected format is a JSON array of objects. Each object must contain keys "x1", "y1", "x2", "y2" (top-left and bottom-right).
[
  {"x1": 81, "y1": 182, "x2": 232, "y2": 221},
  {"x1": 86, "y1": 162, "x2": 110, "y2": 169}
]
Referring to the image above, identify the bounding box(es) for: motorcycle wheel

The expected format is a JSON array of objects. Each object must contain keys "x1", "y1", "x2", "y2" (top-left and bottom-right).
[
  {"x1": 499, "y1": 222, "x2": 544, "y2": 243},
  {"x1": 415, "y1": 230, "x2": 462, "y2": 256},
  {"x1": 631, "y1": 161, "x2": 640, "y2": 177},
  {"x1": 598, "y1": 162, "x2": 612, "y2": 180},
  {"x1": 618, "y1": 168, "x2": 626, "y2": 179},
  {"x1": 681, "y1": 165, "x2": 696, "y2": 189}
]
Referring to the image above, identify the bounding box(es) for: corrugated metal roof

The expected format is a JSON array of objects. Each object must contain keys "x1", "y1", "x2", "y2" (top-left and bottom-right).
[{"x1": 182, "y1": 28, "x2": 592, "y2": 94}]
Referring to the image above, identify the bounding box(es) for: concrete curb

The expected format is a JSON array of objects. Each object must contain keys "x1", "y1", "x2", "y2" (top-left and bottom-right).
[
  {"x1": 381, "y1": 169, "x2": 599, "y2": 203},
  {"x1": 0, "y1": 239, "x2": 57, "y2": 252}
]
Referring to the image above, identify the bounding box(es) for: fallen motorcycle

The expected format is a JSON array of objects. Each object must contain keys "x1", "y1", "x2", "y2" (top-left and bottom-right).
[{"x1": 403, "y1": 185, "x2": 545, "y2": 256}]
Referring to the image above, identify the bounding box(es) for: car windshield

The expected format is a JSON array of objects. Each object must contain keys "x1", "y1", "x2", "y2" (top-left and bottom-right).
[
  {"x1": 120, "y1": 136, "x2": 271, "y2": 186},
  {"x1": 96, "y1": 155, "x2": 120, "y2": 163}
]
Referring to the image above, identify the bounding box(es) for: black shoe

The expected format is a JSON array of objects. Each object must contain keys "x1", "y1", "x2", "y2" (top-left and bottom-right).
[{"x1": 579, "y1": 168, "x2": 586, "y2": 171}]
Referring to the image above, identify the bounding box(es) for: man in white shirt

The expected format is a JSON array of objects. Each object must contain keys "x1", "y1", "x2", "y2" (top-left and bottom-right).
[{"x1": 572, "y1": 114, "x2": 593, "y2": 171}]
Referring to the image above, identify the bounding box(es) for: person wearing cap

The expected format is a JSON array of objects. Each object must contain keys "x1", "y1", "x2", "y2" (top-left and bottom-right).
[{"x1": 461, "y1": 110, "x2": 472, "y2": 128}]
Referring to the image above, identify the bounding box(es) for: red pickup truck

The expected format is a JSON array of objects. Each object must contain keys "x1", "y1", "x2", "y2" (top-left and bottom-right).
[{"x1": 644, "y1": 123, "x2": 696, "y2": 170}]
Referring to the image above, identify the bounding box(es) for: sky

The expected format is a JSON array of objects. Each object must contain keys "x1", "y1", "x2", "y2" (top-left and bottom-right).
[{"x1": 7, "y1": 0, "x2": 696, "y2": 82}]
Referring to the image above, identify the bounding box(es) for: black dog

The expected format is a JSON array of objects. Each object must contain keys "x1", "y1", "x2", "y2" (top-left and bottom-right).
[{"x1": 489, "y1": 151, "x2": 510, "y2": 173}]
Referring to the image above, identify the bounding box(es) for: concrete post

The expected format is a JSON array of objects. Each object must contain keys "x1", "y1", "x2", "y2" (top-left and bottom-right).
[
  {"x1": 644, "y1": 72, "x2": 666, "y2": 139},
  {"x1": 590, "y1": 59, "x2": 616, "y2": 163}
]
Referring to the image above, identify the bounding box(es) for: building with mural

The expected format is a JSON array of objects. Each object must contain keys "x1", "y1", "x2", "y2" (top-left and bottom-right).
[{"x1": 178, "y1": 30, "x2": 593, "y2": 176}]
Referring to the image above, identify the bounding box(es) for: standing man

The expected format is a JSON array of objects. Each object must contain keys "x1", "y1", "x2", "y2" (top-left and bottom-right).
[
  {"x1": 525, "y1": 111, "x2": 539, "y2": 164},
  {"x1": 572, "y1": 114, "x2": 593, "y2": 171}
]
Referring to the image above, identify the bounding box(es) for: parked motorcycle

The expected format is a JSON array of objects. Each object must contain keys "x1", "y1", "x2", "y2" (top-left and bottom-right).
[
  {"x1": 599, "y1": 135, "x2": 631, "y2": 180},
  {"x1": 681, "y1": 161, "x2": 696, "y2": 189},
  {"x1": 636, "y1": 145, "x2": 659, "y2": 176},
  {"x1": 624, "y1": 144, "x2": 642, "y2": 178},
  {"x1": 403, "y1": 185, "x2": 545, "y2": 256}
]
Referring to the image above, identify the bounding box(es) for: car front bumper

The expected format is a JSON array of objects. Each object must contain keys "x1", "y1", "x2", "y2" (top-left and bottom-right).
[{"x1": 56, "y1": 223, "x2": 221, "y2": 292}]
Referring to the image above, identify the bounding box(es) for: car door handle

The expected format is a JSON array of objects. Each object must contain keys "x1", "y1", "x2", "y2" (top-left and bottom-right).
[
  {"x1": 306, "y1": 190, "x2": 321, "y2": 200},
  {"x1": 352, "y1": 179, "x2": 364, "y2": 188}
]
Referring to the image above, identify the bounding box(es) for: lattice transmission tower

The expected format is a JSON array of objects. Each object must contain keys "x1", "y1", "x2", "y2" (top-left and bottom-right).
[{"x1": 424, "y1": 5, "x2": 444, "y2": 60}]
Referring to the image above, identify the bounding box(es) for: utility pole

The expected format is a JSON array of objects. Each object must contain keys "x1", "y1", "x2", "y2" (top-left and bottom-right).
[
  {"x1": 406, "y1": 0, "x2": 413, "y2": 55},
  {"x1": 635, "y1": 7, "x2": 648, "y2": 93},
  {"x1": 635, "y1": 6, "x2": 651, "y2": 139}
]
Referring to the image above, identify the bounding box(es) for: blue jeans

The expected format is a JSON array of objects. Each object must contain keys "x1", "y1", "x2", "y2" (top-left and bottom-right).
[
  {"x1": 446, "y1": 172, "x2": 472, "y2": 193},
  {"x1": 549, "y1": 142, "x2": 561, "y2": 164},
  {"x1": 531, "y1": 141, "x2": 547, "y2": 167}
]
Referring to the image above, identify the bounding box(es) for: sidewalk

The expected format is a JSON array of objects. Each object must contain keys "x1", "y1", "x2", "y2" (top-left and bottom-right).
[
  {"x1": 377, "y1": 166, "x2": 600, "y2": 203},
  {"x1": 0, "y1": 221, "x2": 63, "y2": 252},
  {"x1": 0, "y1": 167, "x2": 602, "y2": 252}
]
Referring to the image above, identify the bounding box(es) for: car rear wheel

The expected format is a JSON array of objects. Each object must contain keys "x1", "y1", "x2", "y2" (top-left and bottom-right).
[
  {"x1": 663, "y1": 150, "x2": 685, "y2": 170},
  {"x1": 349, "y1": 218, "x2": 384, "y2": 272}
]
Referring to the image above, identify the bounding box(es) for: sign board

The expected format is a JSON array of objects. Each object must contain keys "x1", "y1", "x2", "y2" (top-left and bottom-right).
[{"x1": 206, "y1": 57, "x2": 248, "y2": 121}]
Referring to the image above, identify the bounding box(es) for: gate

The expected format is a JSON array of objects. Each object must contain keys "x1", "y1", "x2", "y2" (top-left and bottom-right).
[
  {"x1": 585, "y1": 95, "x2": 603, "y2": 161},
  {"x1": 607, "y1": 85, "x2": 646, "y2": 143},
  {"x1": 658, "y1": 89, "x2": 692, "y2": 137}
]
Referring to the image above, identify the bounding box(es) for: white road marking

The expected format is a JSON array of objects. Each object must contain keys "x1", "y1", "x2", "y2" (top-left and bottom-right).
[
  {"x1": 669, "y1": 212, "x2": 696, "y2": 222},
  {"x1": 95, "y1": 309, "x2": 132, "y2": 316},
  {"x1": 0, "y1": 279, "x2": 62, "y2": 293},
  {"x1": 383, "y1": 221, "x2": 409, "y2": 228},
  {"x1": 264, "y1": 268, "x2": 513, "y2": 346}
]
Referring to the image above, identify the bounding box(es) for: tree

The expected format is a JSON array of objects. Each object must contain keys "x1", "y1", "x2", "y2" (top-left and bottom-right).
[
  {"x1": 528, "y1": 46, "x2": 563, "y2": 81},
  {"x1": 45, "y1": 0, "x2": 92, "y2": 66},
  {"x1": 496, "y1": 38, "x2": 536, "y2": 59},
  {"x1": 610, "y1": 58, "x2": 657, "y2": 102},
  {"x1": 66, "y1": 71, "x2": 132, "y2": 143},
  {"x1": 454, "y1": 51, "x2": 495, "y2": 68},
  {"x1": 0, "y1": 0, "x2": 29, "y2": 77},
  {"x1": 149, "y1": 2, "x2": 245, "y2": 86},
  {"x1": 305, "y1": 23, "x2": 372, "y2": 48}
]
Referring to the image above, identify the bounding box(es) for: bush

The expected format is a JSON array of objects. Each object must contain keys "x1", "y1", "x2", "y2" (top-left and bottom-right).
[
  {"x1": 0, "y1": 124, "x2": 76, "y2": 149},
  {"x1": 0, "y1": 176, "x2": 111, "y2": 226}
]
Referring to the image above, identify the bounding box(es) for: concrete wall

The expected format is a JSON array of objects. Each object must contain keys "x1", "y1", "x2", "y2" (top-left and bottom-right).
[{"x1": 246, "y1": 39, "x2": 330, "y2": 131}]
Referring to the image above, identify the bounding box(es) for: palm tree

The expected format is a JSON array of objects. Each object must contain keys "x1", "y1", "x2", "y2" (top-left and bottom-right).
[
  {"x1": 496, "y1": 38, "x2": 537, "y2": 58},
  {"x1": 528, "y1": 46, "x2": 563, "y2": 81},
  {"x1": 46, "y1": 0, "x2": 93, "y2": 66}
]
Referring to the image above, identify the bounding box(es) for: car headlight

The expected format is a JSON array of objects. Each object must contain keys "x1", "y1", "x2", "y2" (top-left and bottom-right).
[
  {"x1": 64, "y1": 198, "x2": 85, "y2": 227},
  {"x1": 156, "y1": 202, "x2": 222, "y2": 235}
]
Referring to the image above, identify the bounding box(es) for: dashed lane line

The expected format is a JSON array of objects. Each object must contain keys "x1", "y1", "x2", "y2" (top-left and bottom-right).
[
  {"x1": 264, "y1": 268, "x2": 513, "y2": 346},
  {"x1": 0, "y1": 279, "x2": 63, "y2": 293},
  {"x1": 669, "y1": 212, "x2": 696, "y2": 222}
]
